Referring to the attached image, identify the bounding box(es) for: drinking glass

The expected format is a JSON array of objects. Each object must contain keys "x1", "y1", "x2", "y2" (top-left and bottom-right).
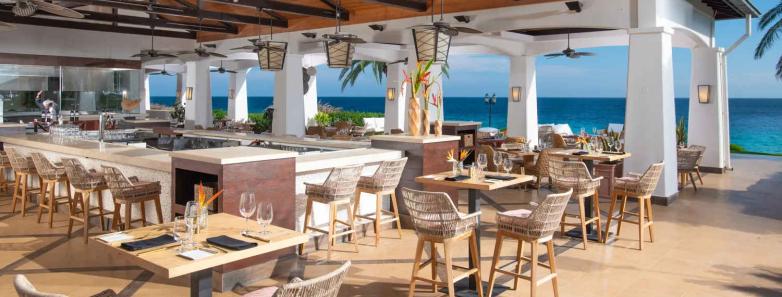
[
  {"x1": 580, "y1": 127, "x2": 586, "y2": 137},
  {"x1": 492, "y1": 153, "x2": 503, "y2": 174},
  {"x1": 503, "y1": 154, "x2": 513, "y2": 176},
  {"x1": 183, "y1": 202, "x2": 199, "y2": 251},
  {"x1": 476, "y1": 153, "x2": 488, "y2": 173},
  {"x1": 595, "y1": 141, "x2": 604, "y2": 154},
  {"x1": 239, "y1": 192, "x2": 257, "y2": 234},
  {"x1": 257, "y1": 202, "x2": 274, "y2": 235},
  {"x1": 592, "y1": 127, "x2": 597, "y2": 136},
  {"x1": 172, "y1": 216, "x2": 190, "y2": 252}
]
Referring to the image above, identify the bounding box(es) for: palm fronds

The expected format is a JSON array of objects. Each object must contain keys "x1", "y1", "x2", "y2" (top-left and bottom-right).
[
  {"x1": 755, "y1": 1, "x2": 782, "y2": 80},
  {"x1": 338, "y1": 59, "x2": 450, "y2": 91}
]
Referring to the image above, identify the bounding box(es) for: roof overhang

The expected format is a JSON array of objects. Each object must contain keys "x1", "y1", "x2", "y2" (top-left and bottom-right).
[{"x1": 701, "y1": 0, "x2": 760, "y2": 20}]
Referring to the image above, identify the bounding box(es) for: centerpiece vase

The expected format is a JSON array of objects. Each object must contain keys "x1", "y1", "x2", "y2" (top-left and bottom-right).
[
  {"x1": 197, "y1": 206, "x2": 208, "y2": 233},
  {"x1": 407, "y1": 96, "x2": 421, "y2": 136},
  {"x1": 422, "y1": 109, "x2": 430, "y2": 136},
  {"x1": 434, "y1": 119, "x2": 443, "y2": 137}
]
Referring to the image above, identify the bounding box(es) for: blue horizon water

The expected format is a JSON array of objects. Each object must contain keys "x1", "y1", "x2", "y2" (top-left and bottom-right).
[{"x1": 151, "y1": 96, "x2": 782, "y2": 154}]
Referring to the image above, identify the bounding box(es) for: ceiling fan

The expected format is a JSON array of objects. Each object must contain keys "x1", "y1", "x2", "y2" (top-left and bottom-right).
[
  {"x1": 410, "y1": 0, "x2": 482, "y2": 37},
  {"x1": 210, "y1": 61, "x2": 236, "y2": 74},
  {"x1": 0, "y1": 0, "x2": 84, "y2": 19},
  {"x1": 132, "y1": 25, "x2": 176, "y2": 59},
  {"x1": 149, "y1": 65, "x2": 174, "y2": 76},
  {"x1": 177, "y1": 43, "x2": 226, "y2": 58},
  {"x1": 321, "y1": 0, "x2": 365, "y2": 46},
  {"x1": 230, "y1": 16, "x2": 286, "y2": 55},
  {"x1": 544, "y1": 33, "x2": 596, "y2": 59}
]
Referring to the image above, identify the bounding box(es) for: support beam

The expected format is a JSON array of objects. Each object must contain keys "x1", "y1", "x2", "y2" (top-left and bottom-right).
[
  {"x1": 206, "y1": 0, "x2": 347, "y2": 20},
  {"x1": 72, "y1": 9, "x2": 237, "y2": 33},
  {"x1": 384, "y1": 62, "x2": 406, "y2": 133},
  {"x1": 506, "y1": 55, "x2": 538, "y2": 145},
  {"x1": 142, "y1": 73, "x2": 151, "y2": 114},
  {"x1": 687, "y1": 47, "x2": 728, "y2": 172},
  {"x1": 184, "y1": 60, "x2": 212, "y2": 129},
  {"x1": 228, "y1": 68, "x2": 250, "y2": 122},
  {"x1": 272, "y1": 54, "x2": 306, "y2": 136},
  {"x1": 364, "y1": 0, "x2": 428, "y2": 11}
]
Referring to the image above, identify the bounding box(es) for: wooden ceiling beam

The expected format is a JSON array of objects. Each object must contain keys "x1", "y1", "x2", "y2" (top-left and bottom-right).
[
  {"x1": 73, "y1": 9, "x2": 238, "y2": 33},
  {"x1": 365, "y1": 0, "x2": 428, "y2": 11},
  {"x1": 205, "y1": 0, "x2": 347, "y2": 20}
]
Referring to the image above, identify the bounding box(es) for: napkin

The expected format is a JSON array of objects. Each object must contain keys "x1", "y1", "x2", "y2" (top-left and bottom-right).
[
  {"x1": 484, "y1": 175, "x2": 515, "y2": 181},
  {"x1": 206, "y1": 235, "x2": 257, "y2": 250},
  {"x1": 120, "y1": 235, "x2": 177, "y2": 251},
  {"x1": 98, "y1": 232, "x2": 134, "y2": 243},
  {"x1": 572, "y1": 151, "x2": 589, "y2": 155},
  {"x1": 179, "y1": 249, "x2": 216, "y2": 261},
  {"x1": 445, "y1": 175, "x2": 470, "y2": 181}
]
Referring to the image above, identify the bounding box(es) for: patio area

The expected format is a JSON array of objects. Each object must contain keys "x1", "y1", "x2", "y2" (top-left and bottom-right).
[{"x1": 1, "y1": 153, "x2": 779, "y2": 297}]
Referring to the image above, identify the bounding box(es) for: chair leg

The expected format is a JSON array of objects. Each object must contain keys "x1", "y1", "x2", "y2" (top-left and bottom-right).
[
  {"x1": 592, "y1": 192, "x2": 603, "y2": 243},
  {"x1": 124, "y1": 201, "x2": 132, "y2": 231},
  {"x1": 347, "y1": 202, "x2": 359, "y2": 253},
  {"x1": 469, "y1": 231, "x2": 484, "y2": 297},
  {"x1": 546, "y1": 241, "x2": 560, "y2": 297},
  {"x1": 82, "y1": 193, "x2": 90, "y2": 244},
  {"x1": 408, "y1": 238, "x2": 425, "y2": 297},
  {"x1": 604, "y1": 192, "x2": 618, "y2": 243},
  {"x1": 299, "y1": 198, "x2": 313, "y2": 255},
  {"x1": 689, "y1": 172, "x2": 698, "y2": 192},
  {"x1": 327, "y1": 202, "x2": 336, "y2": 260},
  {"x1": 696, "y1": 168, "x2": 704, "y2": 185},
  {"x1": 154, "y1": 197, "x2": 164, "y2": 224},
  {"x1": 67, "y1": 192, "x2": 78, "y2": 238},
  {"x1": 48, "y1": 182, "x2": 56, "y2": 228},
  {"x1": 10, "y1": 173, "x2": 20, "y2": 213},
  {"x1": 140, "y1": 201, "x2": 147, "y2": 227},
  {"x1": 430, "y1": 241, "x2": 438, "y2": 293},
  {"x1": 36, "y1": 180, "x2": 48, "y2": 223},
  {"x1": 637, "y1": 197, "x2": 645, "y2": 251},
  {"x1": 513, "y1": 238, "x2": 525, "y2": 290},
  {"x1": 374, "y1": 193, "x2": 382, "y2": 246},
  {"x1": 20, "y1": 176, "x2": 28, "y2": 217},
  {"x1": 96, "y1": 191, "x2": 106, "y2": 231},
  {"x1": 443, "y1": 238, "x2": 456, "y2": 297},
  {"x1": 617, "y1": 195, "x2": 628, "y2": 236},
  {"x1": 645, "y1": 198, "x2": 655, "y2": 243},
  {"x1": 530, "y1": 240, "x2": 539, "y2": 297},
  {"x1": 111, "y1": 203, "x2": 121, "y2": 231},
  {"x1": 577, "y1": 197, "x2": 588, "y2": 250},
  {"x1": 390, "y1": 191, "x2": 403, "y2": 239}
]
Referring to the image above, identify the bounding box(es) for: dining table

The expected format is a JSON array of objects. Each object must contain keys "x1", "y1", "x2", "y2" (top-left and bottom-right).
[
  {"x1": 91, "y1": 213, "x2": 309, "y2": 297},
  {"x1": 415, "y1": 171, "x2": 534, "y2": 295}
]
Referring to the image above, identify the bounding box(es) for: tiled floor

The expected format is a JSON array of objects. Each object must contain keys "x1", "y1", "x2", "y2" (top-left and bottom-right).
[{"x1": 1, "y1": 154, "x2": 781, "y2": 296}]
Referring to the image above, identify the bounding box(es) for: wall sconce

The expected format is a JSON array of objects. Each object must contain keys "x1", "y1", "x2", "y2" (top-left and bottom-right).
[
  {"x1": 185, "y1": 87, "x2": 193, "y2": 101},
  {"x1": 386, "y1": 87, "x2": 396, "y2": 101},
  {"x1": 510, "y1": 86, "x2": 522, "y2": 102},
  {"x1": 121, "y1": 90, "x2": 128, "y2": 100},
  {"x1": 698, "y1": 85, "x2": 711, "y2": 104}
]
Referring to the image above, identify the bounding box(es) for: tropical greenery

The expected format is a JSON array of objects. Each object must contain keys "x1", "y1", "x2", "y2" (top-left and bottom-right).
[
  {"x1": 338, "y1": 60, "x2": 449, "y2": 91},
  {"x1": 329, "y1": 111, "x2": 383, "y2": 126},
  {"x1": 754, "y1": 1, "x2": 782, "y2": 79},
  {"x1": 212, "y1": 109, "x2": 227, "y2": 121},
  {"x1": 169, "y1": 100, "x2": 185, "y2": 124},
  {"x1": 676, "y1": 117, "x2": 687, "y2": 146},
  {"x1": 314, "y1": 112, "x2": 332, "y2": 127},
  {"x1": 248, "y1": 112, "x2": 272, "y2": 134}
]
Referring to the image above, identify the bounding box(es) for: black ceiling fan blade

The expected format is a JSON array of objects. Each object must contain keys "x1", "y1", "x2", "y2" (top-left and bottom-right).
[
  {"x1": 575, "y1": 52, "x2": 596, "y2": 56},
  {"x1": 226, "y1": 70, "x2": 237, "y2": 74},
  {"x1": 209, "y1": 52, "x2": 228, "y2": 58},
  {"x1": 344, "y1": 37, "x2": 367, "y2": 44},
  {"x1": 231, "y1": 46, "x2": 257, "y2": 51},
  {"x1": 131, "y1": 53, "x2": 145, "y2": 58},
  {"x1": 544, "y1": 53, "x2": 565, "y2": 58},
  {"x1": 453, "y1": 27, "x2": 482, "y2": 34},
  {"x1": 158, "y1": 54, "x2": 178, "y2": 58}
]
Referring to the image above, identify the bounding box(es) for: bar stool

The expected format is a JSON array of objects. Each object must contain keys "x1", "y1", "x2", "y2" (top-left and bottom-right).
[
  {"x1": 62, "y1": 158, "x2": 109, "y2": 243},
  {"x1": 548, "y1": 159, "x2": 603, "y2": 249},
  {"x1": 354, "y1": 157, "x2": 407, "y2": 246},
  {"x1": 0, "y1": 151, "x2": 12, "y2": 193},
  {"x1": 300, "y1": 164, "x2": 364, "y2": 260},
  {"x1": 487, "y1": 189, "x2": 573, "y2": 297},
  {"x1": 605, "y1": 162, "x2": 664, "y2": 250},
  {"x1": 102, "y1": 165, "x2": 164, "y2": 231},
  {"x1": 7, "y1": 148, "x2": 41, "y2": 217},
  {"x1": 30, "y1": 153, "x2": 72, "y2": 228},
  {"x1": 400, "y1": 188, "x2": 483, "y2": 297}
]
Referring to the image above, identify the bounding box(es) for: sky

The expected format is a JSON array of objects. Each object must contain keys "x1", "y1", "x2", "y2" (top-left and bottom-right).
[{"x1": 150, "y1": 1, "x2": 781, "y2": 99}]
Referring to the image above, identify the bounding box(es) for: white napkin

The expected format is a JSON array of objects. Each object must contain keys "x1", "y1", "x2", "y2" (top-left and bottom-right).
[
  {"x1": 179, "y1": 249, "x2": 215, "y2": 260},
  {"x1": 98, "y1": 232, "x2": 134, "y2": 243}
]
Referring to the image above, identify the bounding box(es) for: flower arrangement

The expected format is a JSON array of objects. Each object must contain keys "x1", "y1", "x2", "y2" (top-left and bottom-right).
[
  {"x1": 447, "y1": 148, "x2": 471, "y2": 162},
  {"x1": 576, "y1": 136, "x2": 591, "y2": 150},
  {"x1": 197, "y1": 182, "x2": 223, "y2": 209},
  {"x1": 402, "y1": 60, "x2": 443, "y2": 136}
]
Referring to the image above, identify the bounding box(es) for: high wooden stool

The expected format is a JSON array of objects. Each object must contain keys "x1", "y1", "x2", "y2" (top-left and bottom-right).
[
  {"x1": 354, "y1": 157, "x2": 407, "y2": 246},
  {"x1": 300, "y1": 164, "x2": 364, "y2": 260},
  {"x1": 548, "y1": 159, "x2": 603, "y2": 249},
  {"x1": 487, "y1": 189, "x2": 573, "y2": 297},
  {"x1": 605, "y1": 162, "x2": 664, "y2": 250},
  {"x1": 400, "y1": 188, "x2": 483, "y2": 297},
  {"x1": 30, "y1": 153, "x2": 72, "y2": 228},
  {"x1": 6, "y1": 148, "x2": 41, "y2": 217},
  {"x1": 62, "y1": 158, "x2": 110, "y2": 243},
  {"x1": 0, "y1": 151, "x2": 12, "y2": 193},
  {"x1": 102, "y1": 165, "x2": 164, "y2": 231}
]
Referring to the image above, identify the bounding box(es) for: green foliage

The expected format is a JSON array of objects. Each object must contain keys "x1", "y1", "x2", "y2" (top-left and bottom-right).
[
  {"x1": 213, "y1": 109, "x2": 227, "y2": 121},
  {"x1": 338, "y1": 60, "x2": 451, "y2": 91},
  {"x1": 170, "y1": 100, "x2": 185, "y2": 124},
  {"x1": 755, "y1": 2, "x2": 782, "y2": 79},
  {"x1": 328, "y1": 111, "x2": 383, "y2": 126},
  {"x1": 730, "y1": 143, "x2": 745, "y2": 153},
  {"x1": 248, "y1": 112, "x2": 271, "y2": 133},
  {"x1": 314, "y1": 112, "x2": 332, "y2": 127},
  {"x1": 676, "y1": 117, "x2": 687, "y2": 146}
]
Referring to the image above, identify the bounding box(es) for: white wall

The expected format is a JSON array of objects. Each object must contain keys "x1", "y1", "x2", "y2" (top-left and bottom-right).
[{"x1": 687, "y1": 47, "x2": 727, "y2": 169}]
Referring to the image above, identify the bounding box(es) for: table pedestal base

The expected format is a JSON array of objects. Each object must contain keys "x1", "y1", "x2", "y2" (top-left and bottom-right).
[
  {"x1": 440, "y1": 278, "x2": 509, "y2": 297},
  {"x1": 191, "y1": 268, "x2": 213, "y2": 297},
  {"x1": 563, "y1": 228, "x2": 603, "y2": 242}
]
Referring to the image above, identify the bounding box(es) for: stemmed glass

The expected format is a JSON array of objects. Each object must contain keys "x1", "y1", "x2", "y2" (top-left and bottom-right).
[
  {"x1": 239, "y1": 192, "x2": 257, "y2": 234},
  {"x1": 183, "y1": 202, "x2": 199, "y2": 251},
  {"x1": 503, "y1": 154, "x2": 514, "y2": 176},
  {"x1": 592, "y1": 127, "x2": 598, "y2": 136},
  {"x1": 257, "y1": 202, "x2": 274, "y2": 235},
  {"x1": 492, "y1": 153, "x2": 503, "y2": 174},
  {"x1": 476, "y1": 153, "x2": 488, "y2": 176}
]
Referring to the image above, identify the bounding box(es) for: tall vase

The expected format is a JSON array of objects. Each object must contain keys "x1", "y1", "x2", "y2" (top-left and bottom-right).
[
  {"x1": 434, "y1": 119, "x2": 443, "y2": 137},
  {"x1": 422, "y1": 109, "x2": 430, "y2": 136},
  {"x1": 408, "y1": 96, "x2": 421, "y2": 136}
]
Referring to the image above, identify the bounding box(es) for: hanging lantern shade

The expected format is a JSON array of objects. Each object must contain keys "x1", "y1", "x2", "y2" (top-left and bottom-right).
[
  {"x1": 325, "y1": 40, "x2": 355, "y2": 68},
  {"x1": 412, "y1": 27, "x2": 451, "y2": 64},
  {"x1": 257, "y1": 41, "x2": 288, "y2": 71}
]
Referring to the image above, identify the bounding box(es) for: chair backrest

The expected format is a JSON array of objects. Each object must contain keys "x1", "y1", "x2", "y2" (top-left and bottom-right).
[
  {"x1": 478, "y1": 145, "x2": 497, "y2": 171},
  {"x1": 533, "y1": 148, "x2": 556, "y2": 176},
  {"x1": 400, "y1": 188, "x2": 464, "y2": 238},
  {"x1": 636, "y1": 162, "x2": 665, "y2": 197},
  {"x1": 274, "y1": 261, "x2": 351, "y2": 297},
  {"x1": 527, "y1": 189, "x2": 574, "y2": 234},
  {"x1": 505, "y1": 136, "x2": 526, "y2": 144},
  {"x1": 101, "y1": 165, "x2": 133, "y2": 192},
  {"x1": 677, "y1": 149, "x2": 701, "y2": 170},
  {"x1": 321, "y1": 164, "x2": 364, "y2": 201},
  {"x1": 6, "y1": 148, "x2": 32, "y2": 172},
  {"x1": 551, "y1": 133, "x2": 567, "y2": 149},
  {"x1": 30, "y1": 153, "x2": 62, "y2": 180},
  {"x1": 0, "y1": 151, "x2": 11, "y2": 167},
  {"x1": 688, "y1": 144, "x2": 706, "y2": 165},
  {"x1": 61, "y1": 158, "x2": 104, "y2": 190},
  {"x1": 367, "y1": 158, "x2": 408, "y2": 191},
  {"x1": 548, "y1": 159, "x2": 600, "y2": 197},
  {"x1": 14, "y1": 275, "x2": 68, "y2": 297}
]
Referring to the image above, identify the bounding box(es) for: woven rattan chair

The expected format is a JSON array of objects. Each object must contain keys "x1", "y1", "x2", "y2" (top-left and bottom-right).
[
  {"x1": 30, "y1": 153, "x2": 71, "y2": 228},
  {"x1": 506, "y1": 136, "x2": 527, "y2": 144},
  {"x1": 551, "y1": 133, "x2": 568, "y2": 149},
  {"x1": 243, "y1": 261, "x2": 351, "y2": 297},
  {"x1": 62, "y1": 158, "x2": 109, "y2": 243},
  {"x1": 689, "y1": 144, "x2": 707, "y2": 185},
  {"x1": 0, "y1": 151, "x2": 12, "y2": 193},
  {"x1": 102, "y1": 166, "x2": 164, "y2": 231},
  {"x1": 400, "y1": 188, "x2": 483, "y2": 297},
  {"x1": 300, "y1": 164, "x2": 364, "y2": 260},
  {"x1": 605, "y1": 162, "x2": 664, "y2": 250},
  {"x1": 354, "y1": 158, "x2": 407, "y2": 246},
  {"x1": 524, "y1": 148, "x2": 557, "y2": 189},
  {"x1": 677, "y1": 149, "x2": 702, "y2": 191},
  {"x1": 548, "y1": 159, "x2": 603, "y2": 249},
  {"x1": 7, "y1": 148, "x2": 41, "y2": 217},
  {"x1": 486, "y1": 189, "x2": 573, "y2": 297}
]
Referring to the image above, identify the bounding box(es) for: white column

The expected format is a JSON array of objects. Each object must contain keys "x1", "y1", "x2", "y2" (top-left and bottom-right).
[
  {"x1": 142, "y1": 72, "x2": 150, "y2": 114},
  {"x1": 184, "y1": 60, "x2": 212, "y2": 129},
  {"x1": 506, "y1": 55, "x2": 538, "y2": 145},
  {"x1": 384, "y1": 62, "x2": 406, "y2": 133},
  {"x1": 303, "y1": 67, "x2": 318, "y2": 127},
  {"x1": 228, "y1": 68, "x2": 250, "y2": 122},
  {"x1": 624, "y1": 27, "x2": 678, "y2": 200},
  {"x1": 687, "y1": 47, "x2": 727, "y2": 171},
  {"x1": 272, "y1": 54, "x2": 305, "y2": 136}
]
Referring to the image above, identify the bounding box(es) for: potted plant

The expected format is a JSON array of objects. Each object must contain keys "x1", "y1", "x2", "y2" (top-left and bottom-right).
[
  {"x1": 676, "y1": 117, "x2": 687, "y2": 148},
  {"x1": 430, "y1": 82, "x2": 444, "y2": 136}
]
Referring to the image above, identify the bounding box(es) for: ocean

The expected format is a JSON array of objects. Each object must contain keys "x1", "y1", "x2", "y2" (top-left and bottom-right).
[{"x1": 151, "y1": 96, "x2": 782, "y2": 154}]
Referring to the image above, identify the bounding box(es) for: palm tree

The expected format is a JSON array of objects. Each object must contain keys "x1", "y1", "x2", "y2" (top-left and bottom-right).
[
  {"x1": 754, "y1": 1, "x2": 782, "y2": 79},
  {"x1": 338, "y1": 60, "x2": 449, "y2": 91}
]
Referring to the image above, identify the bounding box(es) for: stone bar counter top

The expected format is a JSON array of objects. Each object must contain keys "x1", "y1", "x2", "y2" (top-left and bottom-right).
[
  {"x1": 296, "y1": 148, "x2": 404, "y2": 173},
  {"x1": 171, "y1": 146, "x2": 298, "y2": 165},
  {"x1": 177, "y1": 129, "x2": 370, "y2": 150},
  {"x1": 370, "y1": 134, "x2": 461, "y2": 144}
]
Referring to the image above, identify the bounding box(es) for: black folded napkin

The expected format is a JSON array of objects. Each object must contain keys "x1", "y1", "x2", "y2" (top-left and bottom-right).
[
  {"x1": 603, "y1": 151, "x2": 625, "y2": 155},
  {"x1": 485, "y1": 175, "x2": 515, "y2": 181},
  {"x1": 445, "y1": 175, "x2": 470, "y2": 181},
  {"x1": 120, "y1": 234, "x2": 176, "y2": 251},
  {"x1": 572, "y1": 151, "x2": 589, "y2": 155},
  {"x1": 207, "y1": 235, "x2": 257, "y2": 250}
]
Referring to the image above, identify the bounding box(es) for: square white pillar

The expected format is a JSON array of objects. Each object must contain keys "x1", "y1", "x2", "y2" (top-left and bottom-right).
[
  {"x1": 184, "y1": 60, "x2": 212, "y2": 129},
  {"x1": 142, "y1": 72, "x2": 150, "y2": 114},
  {"x1": 228, "y1": 68, "x2": 250, "y2": 122},
  {"x1": 506, "y1": 55, "x2": 538, "y2": 145},
  {"x1": 687, "y1": 47, "x2": 727, "y2": 171},
  {"x1": 272, "y1": 54, "x2": 305, "y2": 136},
  {"x1": 624, "y1": 27, "x2": 678, "y2": 201},
  {"x1": 384, "y1": 62, "x2": 406, "y2": 133},
  {"x1": 303, "y1": 67, "x2": 318, "y2": 128}
]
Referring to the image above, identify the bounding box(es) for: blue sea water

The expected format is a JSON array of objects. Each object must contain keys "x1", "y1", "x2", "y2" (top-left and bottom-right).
[{"x1": 151, "y1": 96, "x2": 782, "y2": 154}]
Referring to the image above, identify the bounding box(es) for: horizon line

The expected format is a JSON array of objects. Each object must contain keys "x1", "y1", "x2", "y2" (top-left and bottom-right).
[{"x1": 149, "y1": 95, "x2": 782, "y2": 100}]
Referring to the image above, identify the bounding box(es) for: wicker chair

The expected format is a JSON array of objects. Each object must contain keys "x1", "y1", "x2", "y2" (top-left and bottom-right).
[
  {"x1": 400, "y1": 188, "x2": 483, "y2": 297},
  {"x1": 478, "y1": 144, "x2": 500, "y2": 172},
  {"x1": 548, "y1": 159, "x2": 604, "y2": 249},
  {"x1": 688, "y1": 144, "x2": 707, "y2": 185},
  {"x1": 524, "y1": 148, "x2": 557, "y2": 189},
  {"x1": 505, "y1": 136, "x2": 527, "y2": 144},
  {"x1": 243, "y1": 261, "x2": 351, "y2": 297},
  {"x1": 605, "y1": 162, "x2": 664, "y2": 250},
  {"x1": 7, "y1": 148, "x2": 41, "y2": 217},
  {"x1": 300, "y1": 164, "x2": 364, "y2": 260},
  {"x1": 354, "y1": 158, "x2": 407, "y2": 246},
  {"x1": 13, "y1": 274, "x2": 117, "y2": 297},
  {"x1": 677, "y1": 149, "x2": 702, "y2": 191},
  {"x1": 102, "y1": 166, "x2": 164, "y2": 231},
  {"x1": 61, "y1": 158, "x2": 109, "y2": 243},
  {"x1": 30, "y1": 153, "x2": 71, "y2": 228},
  {"x1": 0, "y1": 151, "x2": 12, "y2": 193},
  {"x1": 487, "y1": 189, "x2": 573, "y2": 297},
  {"x1": 551, "y1": 133, "x2": 568, "y2": 149}
]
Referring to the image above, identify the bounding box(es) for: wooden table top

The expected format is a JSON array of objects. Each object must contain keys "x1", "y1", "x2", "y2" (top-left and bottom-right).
[
  {"x1": 416, "y1": 171, "x2": 535, "y2": 191},
  {"x1": 91, "y1": 213, "x2": 308, "y2": 278},
  {"x1": 549, "y1": 149, "x2": 632, "y2": 162}
]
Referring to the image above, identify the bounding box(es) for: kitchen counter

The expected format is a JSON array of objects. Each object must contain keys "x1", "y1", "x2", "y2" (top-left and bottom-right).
[{"x1": 171, "y1": 146, "x2": 298, "y2": 165}]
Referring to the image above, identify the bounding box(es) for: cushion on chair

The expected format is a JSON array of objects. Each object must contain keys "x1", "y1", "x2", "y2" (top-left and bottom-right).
[
  {"x1": 242, "y1": 287, "x2": 278, "y2": 297},
  {"x1": 499, "y1": 208, "x2": 532, "y2": 219}
]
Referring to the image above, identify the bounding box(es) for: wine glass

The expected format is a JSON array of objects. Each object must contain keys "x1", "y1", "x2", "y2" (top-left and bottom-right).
[
  {"x1": 492, "y1": 153, "x2": 503, "y2": 174},
  {"x1": 595, "y1": 141, "x2": 604, "y2": 155},
  {"x1": 592, "y1": 127, "x2": 597, "y2": 136},
  {"x1": 476, "y1": 153, "x2": 488, "y2": 174},
  {"x1": 503, "y1": 154, "x2": 514, "y2": 176},
  {"x1": 257, "y1": 202, "x2": 274, "y2": 235},
  {"x1": 239, "y1": 192, "x2": 257, "y2": 234}
]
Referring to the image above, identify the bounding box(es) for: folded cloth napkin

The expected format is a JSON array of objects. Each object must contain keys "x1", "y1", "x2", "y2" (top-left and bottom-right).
[
  {"x1": 120, "y1": 235, "x2": 177, "y2": 251},
  {"x1": 603, "y1": 151, "x2": 625, "y2": 155},
  {"x1": 207, "y1": 235, "x2": 258, "y2": 250},
  {"x1": 572, "y1": 151, "x2": 589, "y2": 155},
  {"x1": 445, "y1": 175, "x2": 470, "y2": 181},
  {"x1": 484, "y1": 175, "x2": 515, "y2": 181}
]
